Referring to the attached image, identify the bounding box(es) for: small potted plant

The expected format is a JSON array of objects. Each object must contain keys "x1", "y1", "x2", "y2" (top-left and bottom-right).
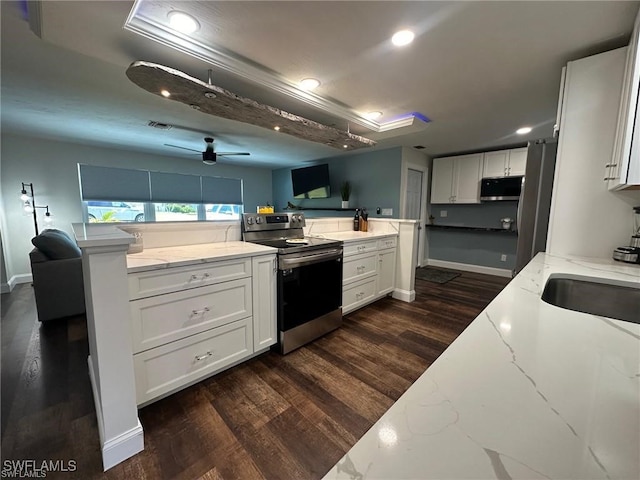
[{"x1": 340, "y1": 181, "x2": 351, "y2": 208}]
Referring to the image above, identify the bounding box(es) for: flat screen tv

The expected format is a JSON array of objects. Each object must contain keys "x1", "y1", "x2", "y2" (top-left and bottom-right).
[{"x1": 291, "y1": 164, "x2": 331, "y2": 199}]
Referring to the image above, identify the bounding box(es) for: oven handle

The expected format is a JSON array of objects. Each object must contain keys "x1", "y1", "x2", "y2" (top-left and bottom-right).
[{"x1": 278, "y1": 248, "x2": 343, "y2": 270}]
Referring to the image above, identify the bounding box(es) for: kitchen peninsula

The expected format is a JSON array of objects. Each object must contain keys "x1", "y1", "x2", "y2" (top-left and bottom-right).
[
  {"x1": 73, "y1": 217, "x2": 418, "y2": 471},
  {"x1": 323, "y1": 252, "x2": 640, "y2": 480}
]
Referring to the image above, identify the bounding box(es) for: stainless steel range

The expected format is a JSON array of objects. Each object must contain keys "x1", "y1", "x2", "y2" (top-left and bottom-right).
[{"x1": 242, "y1": 212, "x2": 343, "y2": 354}]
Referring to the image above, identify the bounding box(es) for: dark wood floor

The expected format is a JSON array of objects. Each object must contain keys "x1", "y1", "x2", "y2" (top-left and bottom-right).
[{"x1": 1, "y1": 270, "x2": 510, "y2": 479}]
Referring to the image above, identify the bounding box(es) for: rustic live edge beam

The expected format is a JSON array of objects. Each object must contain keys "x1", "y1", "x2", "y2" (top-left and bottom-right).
[{"x1": 125, "y1": 61, "x2": 377, "y2": 150}]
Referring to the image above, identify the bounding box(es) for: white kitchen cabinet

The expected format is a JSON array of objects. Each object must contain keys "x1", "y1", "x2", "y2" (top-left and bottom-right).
[
  {"x1": 251, "y1": 255, "x2": 277, "y2": 351},
  {"x1": 129, "y1": 253, "x2": 276, "y2": 406},
  {"x1": 431, "y1": 153, "x2": 482, "y2": 204},
  {"x1": 482, "y1": 148, "x2": 527, "y2": 177},
  {"x1": 133, "y1": 318, "x2": 252, "y2": 405},
  {"x1": 341, "y1": 235, "x2": 397, "y2": 314},
  {"x1": 377, "y1": 248, "x2": 396, "y2": 296},
  {"x1": 607, "y1": 9, "x2": 640, "y2": 190}
]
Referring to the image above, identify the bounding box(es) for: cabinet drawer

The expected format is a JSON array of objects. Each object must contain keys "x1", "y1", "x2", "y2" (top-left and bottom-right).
[
  {"x1": 130, "y1": 278, "x2": 252, "y2": 353},
  {"x1": 128, "y1": 257, "x2": 251, "y2": 300},
  {"x1": 343, "y1": 240, "x2": 378, "y2": 257},
  {"x1": 133, "y1": 318, "x2": 252, "y2": 405},
  {"x1": 377, "y1": 236, "x2": 397, "y2": 250},
  {"x1": 343, "y1": 253, "x2": 377, "y2": 285},
  {"x1": 342, "y1": 277, "x2": 377, "y2": 314}
]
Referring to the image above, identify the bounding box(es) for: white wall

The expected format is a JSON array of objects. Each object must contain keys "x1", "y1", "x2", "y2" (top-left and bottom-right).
[
  {"x1": 547, "y1": 48, "x2": 640, "y2": 258},
  {"x1": 0, "y1": 133, "x2": 273, "y2": 280}
]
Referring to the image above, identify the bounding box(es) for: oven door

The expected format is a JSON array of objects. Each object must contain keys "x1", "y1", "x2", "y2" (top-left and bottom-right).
[{"x1": 278, "y1": 247, "x2": 343, "y2": 333}]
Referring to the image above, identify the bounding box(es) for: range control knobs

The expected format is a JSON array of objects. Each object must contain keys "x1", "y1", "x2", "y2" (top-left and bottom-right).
[
  {"x1": 291, "y1": 214, "x2": 303, "y2": 223},
  {"x1": 255, "y1": 216, "x2": 264, "y2": 224},
  {"x1": 246, "y1": 217, "x2": 254, "y2": 225}
]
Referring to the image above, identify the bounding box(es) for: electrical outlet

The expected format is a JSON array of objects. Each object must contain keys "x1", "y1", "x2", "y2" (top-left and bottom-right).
[
  {"x1": 381, "y1": 208, "x2": 392, "y2": 216},
  {"x1": 500, "y1": 254, "x2": 507, "y2": 262},
  {"x1": 440, "y1": 210, "x2": 447, "y2": 217}
]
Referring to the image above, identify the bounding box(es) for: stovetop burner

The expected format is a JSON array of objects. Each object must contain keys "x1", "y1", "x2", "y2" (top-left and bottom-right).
[{"x1": 241, "y1": 212, "x2": 342, "y2": 255}]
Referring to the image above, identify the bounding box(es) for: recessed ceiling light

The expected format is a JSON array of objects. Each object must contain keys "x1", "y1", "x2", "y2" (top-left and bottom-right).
[
  {"x1": 160, "y1": 89, "x2": 171, "y2": 97},
  {"x1": 365, "y1": 111, "x2": 383, "y2": 120},
  {"x1": 299, "y1": 78, "x2": 321, "y2": 90},
  {"x1": 391, "y1": 30, "x2": 415, "y2": 47},
  {"x1": 168, "y1": 11, "x2": 200, "y2": 34},
  {"x1": 343, "y1": 145, "x2": 348, "y2": 149},
  {"x1": 274, "y1": 126, "x2": 281, "y2": 131},
  {"x1": 516, "y1": 127, "x2": 532, "y2": 135}
]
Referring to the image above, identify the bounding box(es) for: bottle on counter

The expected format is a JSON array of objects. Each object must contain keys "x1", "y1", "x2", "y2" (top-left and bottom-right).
[{"x1": 353, "y1": 209, "x2": 360, "y2": 231}]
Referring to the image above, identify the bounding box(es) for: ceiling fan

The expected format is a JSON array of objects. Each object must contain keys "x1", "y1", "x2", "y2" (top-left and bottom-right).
[{"x1": 165, "y1": 137, "x2": 250, "y2": 165}]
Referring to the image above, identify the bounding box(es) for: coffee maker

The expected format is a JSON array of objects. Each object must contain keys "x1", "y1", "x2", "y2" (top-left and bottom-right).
[{"x1": 613, "y1": 206, "x2": 640, "y2": 264}]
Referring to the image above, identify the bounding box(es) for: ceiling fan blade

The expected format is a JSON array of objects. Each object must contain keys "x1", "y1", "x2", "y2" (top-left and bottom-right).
[
  {"x1": 164, "y1": 143, "x2": 201, "y2": 153},
  {"x1": 216, "y1": 152, "x2": 251, "y2": 156}
]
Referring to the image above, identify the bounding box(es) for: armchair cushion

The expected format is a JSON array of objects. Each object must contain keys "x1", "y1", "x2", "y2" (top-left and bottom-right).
[{"x1": 31, "y1": 228, "x2": 81, "y2": 260}]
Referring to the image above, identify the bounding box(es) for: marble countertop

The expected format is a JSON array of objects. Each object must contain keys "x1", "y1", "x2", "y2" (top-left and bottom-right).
[
  {"x1": 126, "y1": 241, "x2": 276, "y2": 273},
  {"x1": 323, "y1": 253, "x2": 640, "y2": 480},
  {"x1": 72, "y1": 223, "x2": 133, "y2": 248},
  {"x1": 311, "y1": 231, "x2": 397, "y2": 243}
]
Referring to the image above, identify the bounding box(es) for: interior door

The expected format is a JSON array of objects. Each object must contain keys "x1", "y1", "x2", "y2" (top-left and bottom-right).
[{"x1": 405, "y1": 168, "x2": 424, "y2": 267}]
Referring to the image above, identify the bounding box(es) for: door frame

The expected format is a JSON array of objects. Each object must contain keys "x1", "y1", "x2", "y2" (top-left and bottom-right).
[{"x1": 399, "y1": 152, "x2": 429, "y2": 268}]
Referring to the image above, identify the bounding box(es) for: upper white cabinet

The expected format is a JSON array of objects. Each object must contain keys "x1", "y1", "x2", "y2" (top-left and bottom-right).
[
  {"x1": 431, "y1": 153, "x2": 483, "y2": 204},
  {"x1": 607, "y1": 9, "x2": 640, "y2": 190},
  {"x1": 483, "y1": 148, "x2": 527, "y2": 177}
]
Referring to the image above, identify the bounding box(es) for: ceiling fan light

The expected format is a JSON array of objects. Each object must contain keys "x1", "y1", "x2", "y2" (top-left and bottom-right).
[
  {"x1": 168, "y1": 11, "x2": 200, "y2": 34},
  {"x1": 516, "y1": 126, "x2": 532, "y2": 135},
  {"x1": 391, "y1": 29, "x2": 415, "y2": 47},
  {"x1": 299, "y1": 78, "x2": 320, "y2": 90}
]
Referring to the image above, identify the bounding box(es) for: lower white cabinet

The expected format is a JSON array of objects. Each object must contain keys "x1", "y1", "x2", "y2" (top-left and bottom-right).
[
  {"x1": 129, "y1": 252, "x2": 276, "y2": 406},
  {"x1": 251, "y1": 255, "x2": 277, "y2": 351},
  {"x1": 342, "y1": 235, "x2": 397, "y2": 314},
  {"x1": 377, "y1": 248, "x2": 396, "y2": 295},
  {"x1": 133, "y1": 318, "x2": 252, "y2": 405}
]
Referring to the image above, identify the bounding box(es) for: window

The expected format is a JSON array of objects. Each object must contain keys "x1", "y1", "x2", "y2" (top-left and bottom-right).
[{"x1": 79, "y1": 165, "x2": 243, "y2": 224}]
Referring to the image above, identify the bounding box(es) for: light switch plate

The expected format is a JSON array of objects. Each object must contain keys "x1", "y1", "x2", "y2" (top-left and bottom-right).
[{"x1": 440, "y1": 210, "x2": 448, "y2": 217}]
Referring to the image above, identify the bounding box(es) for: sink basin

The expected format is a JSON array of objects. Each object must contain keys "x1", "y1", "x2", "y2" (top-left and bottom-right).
[{"x1": 541, "y1": 274, "x2": 640, "y2": 324}]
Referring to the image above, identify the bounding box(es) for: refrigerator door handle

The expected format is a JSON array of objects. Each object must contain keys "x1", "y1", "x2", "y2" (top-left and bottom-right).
[{"x1": 516, "y1": 180, "x2": 524, "y2": 233}]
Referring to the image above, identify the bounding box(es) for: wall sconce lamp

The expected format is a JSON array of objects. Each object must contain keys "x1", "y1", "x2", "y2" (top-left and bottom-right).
[{"x1": 20, "y1": 182, "x2": 53, "y2": 236}]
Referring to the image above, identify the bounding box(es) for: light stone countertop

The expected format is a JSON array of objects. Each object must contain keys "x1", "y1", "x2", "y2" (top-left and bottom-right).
[
  {"x1": 323, "y1": 252, "x2": 640, "y2": 480},
  {"x1": 311, "y1": 231, "x2": 397, "y2": 243},
  {"x1": 126, "y1": 241, "x2": 276, "y2": 273}
]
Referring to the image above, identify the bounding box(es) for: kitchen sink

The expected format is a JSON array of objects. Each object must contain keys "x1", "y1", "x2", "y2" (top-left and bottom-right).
[{"x1": 541, "y1": 274, "x2": 640, "y2": 324}]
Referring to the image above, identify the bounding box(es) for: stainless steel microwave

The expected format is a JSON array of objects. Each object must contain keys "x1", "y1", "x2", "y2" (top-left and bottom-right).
[{"x1": 480, "y1": 176, "x2": 523, "y2": 201}]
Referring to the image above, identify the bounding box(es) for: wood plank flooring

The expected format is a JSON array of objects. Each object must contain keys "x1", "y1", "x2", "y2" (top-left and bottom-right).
[{"x1": 1, "y1": 270, "x2": 510, "y2": 479}]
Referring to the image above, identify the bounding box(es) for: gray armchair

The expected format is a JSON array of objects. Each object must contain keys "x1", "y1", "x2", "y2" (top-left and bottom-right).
[{"x1": 30, "y1": 229, "x2": 86, "y2": 322}]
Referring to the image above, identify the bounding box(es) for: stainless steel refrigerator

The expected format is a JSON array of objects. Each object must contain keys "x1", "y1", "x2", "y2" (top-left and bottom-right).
[{"x1": 514, "y1": 139, "x2": 558, "y2": 274}]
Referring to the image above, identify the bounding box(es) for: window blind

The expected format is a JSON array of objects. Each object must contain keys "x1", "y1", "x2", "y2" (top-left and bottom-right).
[
  {"x1": 79, "y1": 164, "x2": 243, "y2": 205},
  {"x1": 202, "y1": 176, "x2": 243, "y2": 204},
  {"x1": 79, "y1": 164, "x2": 151, "y2": 201},
  {"x1": 150, "y1": 171, "x2": 201, "y2": 203}
]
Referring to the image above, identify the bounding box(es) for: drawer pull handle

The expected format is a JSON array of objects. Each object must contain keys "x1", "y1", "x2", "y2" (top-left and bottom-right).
[
  {"x1": 189, "y1": 273, "x2": 212, "y2": 282},
  {"x1": 191, "y1": 307, "x2": 211, "y2": 316},
  {"x1": 195, "y1": 351, "x2": 213, "y2": 362}
]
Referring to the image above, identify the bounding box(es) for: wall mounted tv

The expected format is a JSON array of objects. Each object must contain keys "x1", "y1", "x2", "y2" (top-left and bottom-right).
[{"x1": 291, "y1": 163, "x2": 331, "y2": 199}]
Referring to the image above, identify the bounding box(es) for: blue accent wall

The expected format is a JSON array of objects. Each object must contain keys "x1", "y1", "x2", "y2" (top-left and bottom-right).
[
  {"x1": 272, "y1": 147, "x2": 403, "y2": 218},
  {"x1": 427, "y1": 202, "x2": 519, "y2": 269}
]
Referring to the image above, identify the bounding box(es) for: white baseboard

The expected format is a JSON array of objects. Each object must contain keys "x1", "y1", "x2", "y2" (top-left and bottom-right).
[
  {"x1": 427, "y1": 259, "x2": 513, "y2": 278},
  {"x1": 88, "y1": 356, "x2": 144, "y2": 471},
  {"x1": 5, "y1": 274, "x2": 33, "y2": 292},
  {"x1": 392, "y1": 288, "x2": 415, "y2": 302}
]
